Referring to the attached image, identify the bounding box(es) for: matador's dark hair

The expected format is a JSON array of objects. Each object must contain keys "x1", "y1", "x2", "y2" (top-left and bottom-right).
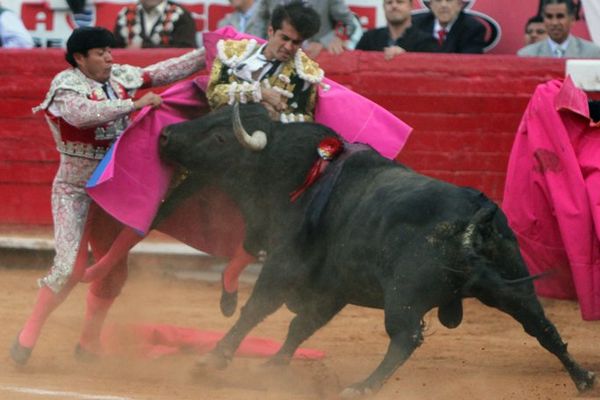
[
  {"x1": 65, "y1": 27, "x2": 116, "y2": 67},
  {"x1": 270, "y1": 1, "x2": 321, "y2": 41}
]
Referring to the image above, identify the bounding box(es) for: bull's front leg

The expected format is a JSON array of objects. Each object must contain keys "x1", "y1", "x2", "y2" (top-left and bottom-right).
[{"x1": 194, "y1": 262, "x2": 288, "y2": 372}]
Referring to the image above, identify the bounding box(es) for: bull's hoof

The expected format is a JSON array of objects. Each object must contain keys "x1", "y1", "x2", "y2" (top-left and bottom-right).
[
  {"x1": 262, "y1": 355, "x2": 292, "y2": 368},
  {"x1": 9, "y1": 335, "x2": 32, "y2": 366},
  {"x1": 575, "y1": 370, "x2": 596, "y2": 392},
  {"x1": 339, "y1": 386, "x2": 373, "y2": 399},
  {"x1": 220, "y1": 275, "x2": 238, "y2": 318},
  {"x1": 194, "y1": 352, "x2": 229, "y2": 372}
]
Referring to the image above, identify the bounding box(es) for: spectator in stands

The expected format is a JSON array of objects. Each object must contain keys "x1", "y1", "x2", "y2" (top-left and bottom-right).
[
  {"x1": 518, "y1": 0, "x2": 600, "y2": 58},
  {"x1": 412, "y1": 0, "x2": 486, "y2": 53},
  {"x1": 9, "y1": 27, "x2": 205, "y2": 366},
  {"x1": 255, "y1": 0, "x2": 362, "y2": 58},
  {"x1": 66, "y1": 0, "x2": 94, "y2": 28},
  {"x1": 0, "y1": 3, "x2": 34, "y2": 48},
  {"x1": 113, "y1": 0, "x2": 197, "y2": 48},
  {"x1": 356, "y1": 0, "x2": 438, "y2": 59},
  {"x1": 524, "y1": 15, "x2": 547, "y2": 45},
  {"x1": 218, "y1": 0, "x2": 265, "y2": 38}
]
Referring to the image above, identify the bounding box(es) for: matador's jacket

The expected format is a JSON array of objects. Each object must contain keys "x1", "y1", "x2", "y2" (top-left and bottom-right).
[
  {"x1": 31, "y1": 49, "x2": 205, "y2": 292},
  {"x1": 206, "y1": 38, "x2": 324, "y2": 123},
  {"x1": 113, "y1": 0, "x2": 197, "y2": 48}
]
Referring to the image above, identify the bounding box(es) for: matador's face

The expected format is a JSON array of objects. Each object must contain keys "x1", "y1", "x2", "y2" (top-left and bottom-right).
[
  {"x1": 75, "y1": 47, "x2": 113, "y2": 83},
  {"x1": 264, "y1": 20, "x2": 304, "y2": 63}
]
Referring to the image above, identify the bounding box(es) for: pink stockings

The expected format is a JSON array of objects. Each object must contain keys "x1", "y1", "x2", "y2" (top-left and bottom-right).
[
  {"x1": 18, "y1": 205, "x2": 128, "y2": 354},
  {"x1": 80, "y1": 223, "x2": 255, "y2": 295},
  {"x1": 222, "y1": 243, "x2": 255, "y2": 293}
]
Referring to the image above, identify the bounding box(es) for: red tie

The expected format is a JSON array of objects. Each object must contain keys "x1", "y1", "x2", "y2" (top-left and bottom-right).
[{"x1": 438, "y1": 29, "x2": 447, "y2": 45}]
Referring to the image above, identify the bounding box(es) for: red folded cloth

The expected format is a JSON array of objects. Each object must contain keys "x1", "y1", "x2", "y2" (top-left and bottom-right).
[{"x1": 100, "y1": 322, "x2": 325, "y2": 360}]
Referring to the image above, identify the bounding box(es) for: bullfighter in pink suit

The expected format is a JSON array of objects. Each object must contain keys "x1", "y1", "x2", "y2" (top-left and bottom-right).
[
  {"x1": 10, "y1": 26, "x2": 205, "y2": 366},
  {"x1": 503, "y1": 76, "x2": 600, "y2": 321}
]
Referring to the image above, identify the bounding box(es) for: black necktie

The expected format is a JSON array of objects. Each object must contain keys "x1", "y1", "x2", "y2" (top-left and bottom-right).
[
  {"x1": 264, "y1": 60, "x2": 282, "y2": 79},
  {"x1": 102, "y1": 83, "x2": 113, "y2": 99}
]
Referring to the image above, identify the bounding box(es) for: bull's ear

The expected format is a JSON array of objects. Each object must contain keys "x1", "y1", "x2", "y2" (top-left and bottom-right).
[{"x1": 232, "y1": 102, "x2": 267, "y2": 151}]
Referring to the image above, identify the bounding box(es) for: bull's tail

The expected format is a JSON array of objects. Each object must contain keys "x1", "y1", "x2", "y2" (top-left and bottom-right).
[
  {"x1": 460, "y1": 201, "x2": 497, "y2": 257},
  {"x1": 440, "y1": 201, "x2": 543, "y2": 330},
  {"x1": 460, "y1": 201, "x2": 541, "y2": 295}
]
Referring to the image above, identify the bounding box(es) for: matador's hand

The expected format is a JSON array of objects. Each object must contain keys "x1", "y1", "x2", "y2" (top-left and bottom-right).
[
  {"x1": 261, "y1": 101, "x2": 280, "y2": 121},
  {"x1": 134, "y1": 92, "x2": 162, "y2": 110},
  {"x1": 261, "y1": 87, "x2": 287, "y2": 112}
]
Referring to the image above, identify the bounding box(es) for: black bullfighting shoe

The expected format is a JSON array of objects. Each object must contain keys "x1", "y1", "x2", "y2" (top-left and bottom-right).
[
  {"x1": 10, "y1": 335, "x2": 32, "y2": 366},
  {"x1": 220, "y1": 273, "x2": 238, "y2": 318},
  {"x1": 74, "y1": 343, "x2": 99, "y2": 363}
]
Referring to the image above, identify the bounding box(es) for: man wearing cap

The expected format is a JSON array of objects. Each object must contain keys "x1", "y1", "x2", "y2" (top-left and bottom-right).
[{"x1": 10, "y1": 26, "x2": 205, "y2": 366}]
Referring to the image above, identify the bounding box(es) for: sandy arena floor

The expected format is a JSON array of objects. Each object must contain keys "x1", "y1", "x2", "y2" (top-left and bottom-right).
[{"x1": 1, "y1": 266, "x2": 599, "y2": 400}]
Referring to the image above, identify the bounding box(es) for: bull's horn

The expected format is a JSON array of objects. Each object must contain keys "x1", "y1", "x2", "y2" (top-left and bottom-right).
[{"x1": 232, "y1": 102, "x2": 267, "y2": 151}]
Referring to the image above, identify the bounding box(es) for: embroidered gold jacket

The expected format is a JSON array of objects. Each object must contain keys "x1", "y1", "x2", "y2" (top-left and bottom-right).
[{"x1": 206, "y1": 38, "x2": 324, "y2": 123}]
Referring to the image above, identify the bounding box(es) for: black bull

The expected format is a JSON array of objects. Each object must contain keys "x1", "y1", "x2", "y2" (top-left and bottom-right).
[{"x1": 158, "y1": 103, "x2": 595, "y2": 397}]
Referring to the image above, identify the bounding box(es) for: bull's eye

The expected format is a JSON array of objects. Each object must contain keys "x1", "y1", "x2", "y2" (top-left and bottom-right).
[{"x1": 216, "y1": 134, "x2": 226, "y2": 144}]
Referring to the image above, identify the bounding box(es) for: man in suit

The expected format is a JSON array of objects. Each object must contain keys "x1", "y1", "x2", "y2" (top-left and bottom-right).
[
  {"x1": 113, "y1": 0, "x2": 197, "y2": 48},
  {"x1": 217, "y1": 0, "x2": 265, "y2": 38},
  {"x1": 412, "y1": 0, "x2": 486, "y2": 54},
  {"x1": 518, "y1": 0, "x2": 600, "y2": 58},
  {"x1": 356, "y1": 0, "x2": 438, "y2": 59}
]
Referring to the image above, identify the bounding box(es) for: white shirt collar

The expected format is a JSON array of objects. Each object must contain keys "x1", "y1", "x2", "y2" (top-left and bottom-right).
[
  {"x1": 232, "y1": 43, "x2": 281, "y2": 82},
  {"x1": 547, "y1": 35, "x2": 571, "y2": 55},
  {"x1": 433, "y1": 18, "x2": 456, "y2": 39}
]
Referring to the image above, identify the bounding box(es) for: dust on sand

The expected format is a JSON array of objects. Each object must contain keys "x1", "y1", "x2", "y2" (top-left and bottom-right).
[{"x1": 1, "y1": 267, "x2": 599, "y2": 400}]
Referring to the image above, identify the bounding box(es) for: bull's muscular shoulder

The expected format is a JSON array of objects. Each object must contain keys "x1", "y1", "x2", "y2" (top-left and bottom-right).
[
  {"x1": 216, "y1": 38, "x2": 259, "y2": 68},
  {"x1": 292, "y1": 49, "x2": 324, "y2": 84}
]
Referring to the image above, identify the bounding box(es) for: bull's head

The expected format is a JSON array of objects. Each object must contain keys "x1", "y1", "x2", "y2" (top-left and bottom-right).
[{"x1": 159, "y1": 103, "x2": 272, "y2": 171}]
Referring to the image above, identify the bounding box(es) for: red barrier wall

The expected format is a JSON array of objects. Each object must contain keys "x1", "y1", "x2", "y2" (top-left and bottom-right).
[{"x1": 0, "y1": 49, "x2": 564, "y2": 226}]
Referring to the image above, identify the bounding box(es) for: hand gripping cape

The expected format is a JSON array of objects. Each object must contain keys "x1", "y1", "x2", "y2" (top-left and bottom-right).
[{"x1": 86, "y1": 27, "x2": 413, "y2": 255}]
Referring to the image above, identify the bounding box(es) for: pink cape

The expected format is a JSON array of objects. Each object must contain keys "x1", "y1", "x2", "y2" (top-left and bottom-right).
[
  {"x1": 503, "y1": 77, "x2": 600, "y2": 321},
  {"x1": 87, "y1": 27, "x2": 412, "y2": 255},
  {"x1": 100, "y1": 323, "x2": 324, "y2": 360}
]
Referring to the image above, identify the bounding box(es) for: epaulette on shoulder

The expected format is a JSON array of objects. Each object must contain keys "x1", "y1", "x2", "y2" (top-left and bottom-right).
[
  {"x1": 294, "y1": 49, "x2": 324, "y2": 84},
  {"x1": 111, "y1": 64, "x2": 144, "y2": 90},
  {"x1": 217, "y1": 38, "x2": 258, "y2": 68},
  {"x1": 33, "y1": 69, "x2": 87, "y2": 112}
]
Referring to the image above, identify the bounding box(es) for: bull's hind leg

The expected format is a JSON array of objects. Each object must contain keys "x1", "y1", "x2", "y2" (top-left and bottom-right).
[
  {"x1": 341, "y1": 297, "x2": 424, "y2": 398},
  {"x1": 266, "y1": 295, "x2": 345, "y2": 366},
  {"x1": 472, "y1": 275, "x2": 595, "y2": 392}
]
